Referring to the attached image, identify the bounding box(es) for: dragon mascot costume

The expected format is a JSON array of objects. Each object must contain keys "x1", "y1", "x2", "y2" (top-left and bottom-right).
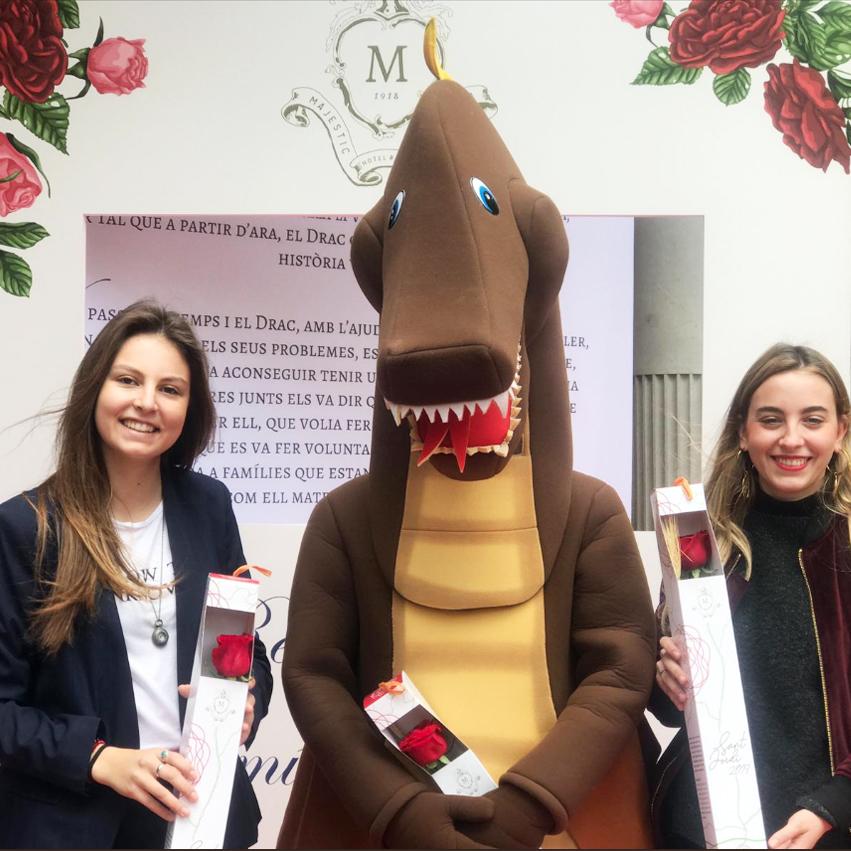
[{"x1": 278, "y1": 27, "x2": 655, "y2": 849}]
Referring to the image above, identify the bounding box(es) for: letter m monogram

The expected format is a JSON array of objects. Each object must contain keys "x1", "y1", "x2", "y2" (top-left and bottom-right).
[{"x1": 366, "y1": 45, "x2": 408, "y2": 83}]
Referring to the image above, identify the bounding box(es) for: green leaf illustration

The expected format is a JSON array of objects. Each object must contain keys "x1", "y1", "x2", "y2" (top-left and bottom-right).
[
  {"x1": 713, "y1": 68, "x2": 751, "y2": 105},
  {"x1": 784, "y1": 6, "x2": 851, "y2": 70},
  {"x1": 94, "y1": 18, "x2": 104, "y2": 48},
  {"x1": 787, "y1": 0, "x2": 821, "y2": 10},
  {"x1": 649, "y1": 2, "x2": 674, "y2": 30},
  {"x1": 0, "y1": 222, "x2": 50, "y2": 250},
  {"x1": 633, "y1": 47, "x2": 702, "y2": 85},
  {"x1": 0, "y1": 169, "x2": 21, "y2": 184},
  {"x1": 2, "y1": 93, "x2": 70, "y2": 155},
  {"x1": 828, "y1": 68, "x2": 851, "y2": 99},
  {"x1": 5, "y1": 133, "x2": 52, "y2": 196},
  {"x1": 0, "y1": 250, "x2": 32, "y2": 297},
  {"x1": 816, "y1": 1, "x2": 851, "y2": 27},
  {"x1": 57, "y1": 0, "x2": 80, "y2": 28}
]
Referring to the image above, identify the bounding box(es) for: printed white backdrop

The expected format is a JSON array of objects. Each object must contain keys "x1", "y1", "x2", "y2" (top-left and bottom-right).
[{"x1": 85, "y1": 212, "x2": 633, "y2": 846}]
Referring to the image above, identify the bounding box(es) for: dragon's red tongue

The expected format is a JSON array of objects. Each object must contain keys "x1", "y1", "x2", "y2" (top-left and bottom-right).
[
  {"x1": 415, "y1": 399, "x2": 512, "y2": 472},
  {"x1": 417, "y1": 411, "x2": 471, "y2": 471},
  {"x1": 417, "y1": 417, "x2": 450, "y2": 467},
  {"x1": 448, "y1": 412, "x2": 471, "y2": 472}
]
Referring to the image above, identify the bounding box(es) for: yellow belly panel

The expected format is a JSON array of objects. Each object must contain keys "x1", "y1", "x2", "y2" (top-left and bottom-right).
[{"x1": 392, "y1": 424, "x2": 578, "y2": 846}]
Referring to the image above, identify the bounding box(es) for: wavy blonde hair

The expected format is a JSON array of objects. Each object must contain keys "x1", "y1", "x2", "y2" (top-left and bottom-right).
[{"x1": 706, "y1": 343, "x2": 851, "y2": 579}]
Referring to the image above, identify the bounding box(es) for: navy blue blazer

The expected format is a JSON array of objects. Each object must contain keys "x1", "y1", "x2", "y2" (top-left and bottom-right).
[{"x1": 0, "y1": 469, "x2": 273, "y2": 849}]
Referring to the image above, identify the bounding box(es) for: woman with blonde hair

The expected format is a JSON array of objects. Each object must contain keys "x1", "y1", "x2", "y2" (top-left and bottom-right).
[
  {"x1": 650, "y1": 343, "x2": 851, "y2": 850},
  {"x1": 0, "y1": 300, "x2": 272, "y2": 848}
]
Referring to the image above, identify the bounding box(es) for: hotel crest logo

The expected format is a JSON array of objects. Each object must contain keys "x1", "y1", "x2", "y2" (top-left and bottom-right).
[{"x1": 282, "y1": 0, "x2": 497, "y2": 187}]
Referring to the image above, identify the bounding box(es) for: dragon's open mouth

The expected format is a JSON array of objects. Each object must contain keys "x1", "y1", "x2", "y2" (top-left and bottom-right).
[{"x1": 383, "y1": 346, "x2": 522, "y2": 473}]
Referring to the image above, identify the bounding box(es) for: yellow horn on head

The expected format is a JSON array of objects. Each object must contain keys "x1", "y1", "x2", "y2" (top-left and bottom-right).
[{"x1": 423, "y1": 18, "x2": 452, "y2": 81}]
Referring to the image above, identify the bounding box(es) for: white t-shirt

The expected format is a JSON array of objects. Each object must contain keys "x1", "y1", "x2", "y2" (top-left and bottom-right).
[{"x1": 114, "y1": 503, "x2": 181, "y2": 750}]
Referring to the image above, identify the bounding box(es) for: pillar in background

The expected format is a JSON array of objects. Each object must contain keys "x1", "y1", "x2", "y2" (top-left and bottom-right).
[{"x1": 633, "y1": 216, "x2": 704, "y2": 530}]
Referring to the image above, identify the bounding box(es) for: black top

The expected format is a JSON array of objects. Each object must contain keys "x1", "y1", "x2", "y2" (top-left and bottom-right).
[{"x1": 662, "y1": 489, "x2": 844, "y2": 848}]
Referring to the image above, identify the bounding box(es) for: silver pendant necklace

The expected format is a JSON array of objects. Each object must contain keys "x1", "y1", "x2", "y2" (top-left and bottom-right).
[{"x1": 149, "y1": 515, "x2": 169, "y2": 647}]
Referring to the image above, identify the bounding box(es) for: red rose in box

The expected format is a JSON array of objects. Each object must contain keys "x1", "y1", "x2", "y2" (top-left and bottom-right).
[
  {"x1": 679, "y1": 530, "x2": 712, "y2": 575},
  {"x1": 398, "y1": 722, "x2": 449, "y2": 769},
  {"x1": 211, "y1": 633, "x2": 253, "y2": 680}
]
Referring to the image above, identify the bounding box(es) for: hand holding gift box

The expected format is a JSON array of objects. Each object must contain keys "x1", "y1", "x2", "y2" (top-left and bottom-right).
[
  {"x1": 166, "y1": 570, "x2": 265, "y2": 850},
  {"x1": 652, "y1": 482, "x2": 766, "y2": 849}
]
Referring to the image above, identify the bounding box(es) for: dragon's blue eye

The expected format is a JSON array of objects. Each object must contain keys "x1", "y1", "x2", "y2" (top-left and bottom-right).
[
  {"x1": 470, "y1": 177, "x2": 499, "y2": 215},
  {"x1": 388, "y1": 190, "x2": 405, "y2": 229}
]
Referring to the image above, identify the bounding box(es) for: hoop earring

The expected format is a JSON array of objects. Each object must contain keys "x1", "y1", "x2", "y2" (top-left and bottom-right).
[{"x1": 737, "y1": 449, "x2": 753, "y2": 501}]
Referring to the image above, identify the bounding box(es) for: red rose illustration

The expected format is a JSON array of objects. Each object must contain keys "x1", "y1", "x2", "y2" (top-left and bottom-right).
[
  {"x1": 87, "y1": 37, "x2": 148, "y2": 95},
  {"x1": 679, "y1": 530, "x2": 711, "y2": 571},
  {"x1": 764, "y1": 61, "x2": 851, "y2": 174},
  {"x1": 398, "y1": 723, "x2": 448, "y2": 766},
  {"x1": 0, "y1": 0, "x2": 68, "y2": 103},
  {"x1": 211, "y1": 633, "x2": 253, "y2": 679},
  {"x1": 0, "y1": 133, "x2": 41, "y2": 215},
  {"x1": 610, "y1": 0, "x2": 664, "y2": 28},
  {"x1": 669, "y1": 0, "x2": 784, "y2": 75}
]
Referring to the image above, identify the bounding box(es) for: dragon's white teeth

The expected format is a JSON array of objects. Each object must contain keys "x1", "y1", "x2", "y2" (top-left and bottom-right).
[
  {"x1": 496, "y1": 390, "x2": 510, "y2": 418},
  {"x1": 412, "y1": 405, "x2": 424, "y2": 419},
  {"x1": 436, "y1": 404, "x2": 450, "y2": 422},
  {"x1": 493, "y1": 443, "x2": 509, "y2": 457},
  {"x1": 424, "y1": 404, "x2": 437, "y2": 421},
  {"x1": 448, "y1": 402, "x2": 462, "y2": 419}
]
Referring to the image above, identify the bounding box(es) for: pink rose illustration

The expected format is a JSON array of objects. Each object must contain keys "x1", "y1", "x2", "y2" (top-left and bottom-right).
[
  {"x1": 0, "y1": 134, "x2": 42, "y2": 216},
  {"x1": 610, "y1": 0, "x2": 664, "y2": 27},
  {"x1": 87, "y1": 37, "x2": 148, "y2": 95}
]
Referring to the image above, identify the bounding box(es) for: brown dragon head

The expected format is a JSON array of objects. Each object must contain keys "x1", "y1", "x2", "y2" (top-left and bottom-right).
[
  {"x1": 352, "y1": 73, "x2": 570, "y2": 483},
  {"x1": 350, "y1": 29, "x2": 575, "y2": 580}
]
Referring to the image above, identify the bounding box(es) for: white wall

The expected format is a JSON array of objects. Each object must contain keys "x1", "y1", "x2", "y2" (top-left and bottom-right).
[{"x1": 1, "y1": 1, "x2": 848, "y2": 845}]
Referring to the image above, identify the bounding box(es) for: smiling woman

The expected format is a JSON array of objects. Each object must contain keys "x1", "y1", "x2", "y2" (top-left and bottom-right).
[
  {"x1": 740, "y1": 369, "x2": 848, "y2": 503},
  {"x1": 95, "y1": 334, "x2": 192, "y2": 483},
  {"x1": 0, "y1": 301, "x2": 272, "y2": 849},
  {"x1": 649, "y1": 344, "x2": 851, "y2": 851}
]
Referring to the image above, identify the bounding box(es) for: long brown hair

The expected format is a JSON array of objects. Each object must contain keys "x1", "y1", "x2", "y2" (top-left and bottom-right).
[
  {"x1": 706, "y1": 343, "x2": 851, "y2": 578},
  {"x1": 30, "y1": 300, "x2": 215, "y2": 654}
]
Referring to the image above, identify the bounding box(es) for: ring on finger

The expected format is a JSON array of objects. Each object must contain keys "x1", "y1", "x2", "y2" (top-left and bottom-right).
[
  {"x1": 656, "y1": 661, "x2": 665, "y2": 676},
  {"x1": 155, "y1": 762, "x2": 164, "y2": 778},
  {"x1": 159, "y1": 749, "x2": 169, "y2": 763}
]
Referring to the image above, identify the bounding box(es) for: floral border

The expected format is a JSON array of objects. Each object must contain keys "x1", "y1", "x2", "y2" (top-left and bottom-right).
[
  {"x1": 0, "y1": 0, "x2": 148, "y2": 297},
  {"x1": 612, "y1": 0, "x2": 851, "y2": 175}
]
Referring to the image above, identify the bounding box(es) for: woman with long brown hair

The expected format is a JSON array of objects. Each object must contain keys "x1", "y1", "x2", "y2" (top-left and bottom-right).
[
  {"x1": 0, "y1": 300, "x2": 272, "y2": 848},
  {"x1": 650, "y1": 343, "x2": 851, "y2": 850}
]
